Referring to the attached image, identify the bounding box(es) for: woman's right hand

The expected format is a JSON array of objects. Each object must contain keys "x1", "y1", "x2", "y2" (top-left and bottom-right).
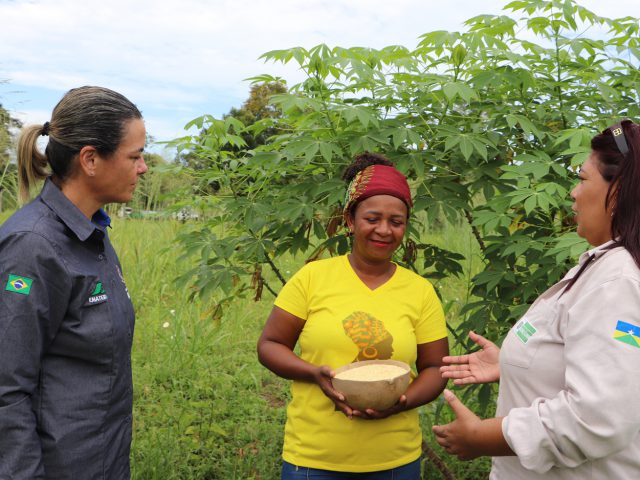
[
  {"x1": 440, "y1": 331, "x2": 500, "y2": 385},
  {"x1": 314, "y1": 366, "x2": 359, "y2": 418}
]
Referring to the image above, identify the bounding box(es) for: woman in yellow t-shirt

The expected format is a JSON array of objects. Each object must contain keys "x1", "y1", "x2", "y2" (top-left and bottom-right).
[{"x1": 258, "y1": 152, "x2": 449, "y2": 479}]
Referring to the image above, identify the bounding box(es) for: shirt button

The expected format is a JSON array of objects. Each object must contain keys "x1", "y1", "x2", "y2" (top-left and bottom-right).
[{"x1": 98, "y1": 254, "x2": 104, "y2": 260}]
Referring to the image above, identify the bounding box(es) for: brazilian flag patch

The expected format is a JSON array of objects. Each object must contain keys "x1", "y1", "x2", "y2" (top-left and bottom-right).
[{"x1": 5, "y1": 274, "x2": 33, "y2": 295}]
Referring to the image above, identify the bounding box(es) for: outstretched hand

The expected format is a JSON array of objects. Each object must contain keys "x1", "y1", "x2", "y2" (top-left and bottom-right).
[
  {"x1": 440, "y1": 331, "x2": 500, "y2": 385},
  {"x1": 432, "y1": 389, "x2": 482, "y2": 460}
]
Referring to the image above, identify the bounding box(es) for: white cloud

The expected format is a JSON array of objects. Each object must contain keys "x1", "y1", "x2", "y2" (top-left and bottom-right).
[{"x1": 10, "y1": 108, "x2": 51, "y2": 125}]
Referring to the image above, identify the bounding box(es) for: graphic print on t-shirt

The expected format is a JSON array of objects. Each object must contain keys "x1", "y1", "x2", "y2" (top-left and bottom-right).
[{"x1": 342, "y1": 311, "x2": 394, "y2": 361}]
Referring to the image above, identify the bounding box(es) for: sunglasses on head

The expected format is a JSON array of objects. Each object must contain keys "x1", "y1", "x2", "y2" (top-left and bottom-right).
[{"x1": 607, "y1": 120, "x2": 630, "y2": 156}]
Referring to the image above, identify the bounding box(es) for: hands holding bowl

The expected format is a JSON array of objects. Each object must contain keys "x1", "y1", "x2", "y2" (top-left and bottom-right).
[{"x1": 324, "y1": 360, "x2": 411, "y2": 420}]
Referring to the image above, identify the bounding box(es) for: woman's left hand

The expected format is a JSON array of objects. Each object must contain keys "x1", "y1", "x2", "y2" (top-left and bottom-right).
[
  {"x1": 354, "y1": 395, "x2": 408, "y2": 420},
  {"x1": 432, "y1": 389, "x2": 483, "y2": 460}
]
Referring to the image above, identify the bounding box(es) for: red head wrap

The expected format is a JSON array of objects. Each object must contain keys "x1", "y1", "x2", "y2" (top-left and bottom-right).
[{"x1": 343, "y1": 164, "x2": 412, "y2": 217}]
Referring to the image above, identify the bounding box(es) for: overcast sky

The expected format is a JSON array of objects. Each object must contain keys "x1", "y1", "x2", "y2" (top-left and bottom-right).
[{"x1": 1, "y1": 0, "x2": 638, "y2": 156}]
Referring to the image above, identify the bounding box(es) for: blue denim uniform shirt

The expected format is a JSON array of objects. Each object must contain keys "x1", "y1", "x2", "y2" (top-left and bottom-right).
[{"x1": 0, "y1": 179, "x2": 135, "y2": 479}]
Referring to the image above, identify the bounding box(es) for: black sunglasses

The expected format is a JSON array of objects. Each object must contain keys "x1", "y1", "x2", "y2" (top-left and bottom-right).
[{"x1": 607, "y1": 121, "x2": 630, "y2": 156}]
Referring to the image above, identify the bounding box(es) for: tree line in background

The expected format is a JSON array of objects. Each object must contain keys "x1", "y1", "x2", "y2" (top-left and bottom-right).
[
  {"x1": 172, "y1": 0, "x2": 639, "y2": 406},
  {"x1": 0, "y1": 82, "x2": 285, "y2": 217},
  {"x1": 0, "y1": 109, "x2": 191, "y2": 216}
]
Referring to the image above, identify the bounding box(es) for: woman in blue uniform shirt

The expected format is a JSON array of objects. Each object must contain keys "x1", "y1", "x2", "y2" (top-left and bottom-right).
[{"x1": 0, "y1": 86, "x2": 147, "y2": 479}]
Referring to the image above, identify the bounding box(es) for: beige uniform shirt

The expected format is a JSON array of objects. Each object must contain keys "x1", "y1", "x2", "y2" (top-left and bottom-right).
[{"x1": 492, "y1": 241, "x2": 640, "y2": 480}]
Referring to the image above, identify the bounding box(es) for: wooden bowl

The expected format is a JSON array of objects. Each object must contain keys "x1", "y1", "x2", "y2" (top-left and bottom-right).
[{"x1": 331, "y1": 359, "x2": 411, "y2": 411}]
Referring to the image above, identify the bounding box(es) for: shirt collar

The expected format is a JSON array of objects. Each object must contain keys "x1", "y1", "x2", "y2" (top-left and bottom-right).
[
  {"x1": 578, "y1": 239, "x2": 618, "y2": 265},
  {"x1": 39, "y1": 178, "x2": 109, "y2": 242},
  {"x1": 92, "y1": 208, "x2": 112, "y2": 228}
]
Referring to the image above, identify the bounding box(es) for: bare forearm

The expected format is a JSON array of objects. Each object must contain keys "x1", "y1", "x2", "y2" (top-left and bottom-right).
[
  {"x1": 405, "y1": 367, "x2": 448, "y2": 410},
  {"x1": 472, "y1": 417, "x2": 514, "y2": 457},
  {"x1": 257, "y1": 340, "x2": 318, "y2": 382}
]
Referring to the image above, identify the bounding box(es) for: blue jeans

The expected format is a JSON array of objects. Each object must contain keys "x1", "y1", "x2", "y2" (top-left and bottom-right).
[{"x1": 281, "y1": 458, "x2": 421, "y2": 480}]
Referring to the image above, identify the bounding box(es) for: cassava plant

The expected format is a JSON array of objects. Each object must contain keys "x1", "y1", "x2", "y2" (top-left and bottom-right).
[
  {"x1": 172, "y1": 0, "x2": 639, "y2": 408},
  {"x1": 172, "y1": 2, "x2": 639, "y2": 475}
]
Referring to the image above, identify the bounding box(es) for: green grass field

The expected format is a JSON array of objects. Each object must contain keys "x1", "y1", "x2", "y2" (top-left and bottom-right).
[
  {"x1": 0, "y1": 211, "x2": 491, "y2": 479},
  {"x1": 107, "y1": 218, "x2": 492, "y2": 479}
]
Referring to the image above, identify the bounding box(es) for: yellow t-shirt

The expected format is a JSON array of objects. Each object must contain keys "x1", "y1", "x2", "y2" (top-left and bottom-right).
[{"x1": 274, "y1": 255, "x2": 447, "y2": 472}]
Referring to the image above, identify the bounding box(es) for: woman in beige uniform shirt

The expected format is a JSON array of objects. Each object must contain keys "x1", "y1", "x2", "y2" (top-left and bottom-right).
[{"x1": 433, "y1": 120, "x2": 640, "y2": 479}]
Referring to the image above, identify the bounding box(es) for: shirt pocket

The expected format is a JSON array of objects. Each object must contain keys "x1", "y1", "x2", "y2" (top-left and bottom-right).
[
  {"x1": 60, "y1": 277, "x2": 114, "y2": 360},
  {"x1": 501, "y1": 301, "x2": 556, "y2": 369}
]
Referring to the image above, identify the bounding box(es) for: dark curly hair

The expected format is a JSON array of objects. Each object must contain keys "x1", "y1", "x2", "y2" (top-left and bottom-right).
[{"x1": 342, "y1": 151, "x2": 394, "y2": 182}]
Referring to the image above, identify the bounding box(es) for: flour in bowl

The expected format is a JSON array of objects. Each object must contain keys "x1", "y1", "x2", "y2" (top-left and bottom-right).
[{"x1": 334, "y1": 364, "x2": 407, "y2": 381}]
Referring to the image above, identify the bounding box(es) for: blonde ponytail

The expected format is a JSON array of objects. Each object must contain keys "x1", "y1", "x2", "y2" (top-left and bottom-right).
[{"x1": 16, "y1": 124, "x2": 50, "y2": 203}]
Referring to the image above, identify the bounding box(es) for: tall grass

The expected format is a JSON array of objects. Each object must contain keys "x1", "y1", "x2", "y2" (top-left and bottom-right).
[
  {"x1": 0, "y1": 212, "x2": 491, "y2": 479},
  {"x1": 108, "y1": 219, "x2": 286, "y2": 479}
]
